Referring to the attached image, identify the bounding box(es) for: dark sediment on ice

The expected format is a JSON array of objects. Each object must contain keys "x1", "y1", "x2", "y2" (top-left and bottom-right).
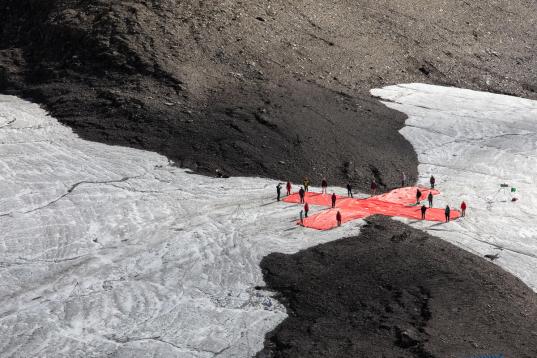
[
  {"x1": 2, "y1": 0, "x2": 537, "y2": 189},
  {"x1": 257, "y1": 216, "x2": 537, "y2": 358}
]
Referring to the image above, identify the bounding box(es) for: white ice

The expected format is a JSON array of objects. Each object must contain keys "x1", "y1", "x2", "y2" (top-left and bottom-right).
[
  {"x1": 372, "y1": 83, "x2": 537, "y2": 291},
  {"x1": 2, "y1": 83, "x2": 537, "y2": 357},
  {"x1": 0, "y1": 96, "x2": 362, "y2": 357}
]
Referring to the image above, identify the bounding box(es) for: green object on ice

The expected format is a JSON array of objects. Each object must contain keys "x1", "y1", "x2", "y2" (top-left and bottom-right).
[{"x1": 511, "y1": 187, "x2": 517, "y2": 193}]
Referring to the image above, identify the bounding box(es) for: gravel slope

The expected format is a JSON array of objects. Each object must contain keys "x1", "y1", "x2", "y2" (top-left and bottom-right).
[
  {"x1": 258, "y1": 216, "x2": 537, "y2": 358},
  {"x1": 2, "y1": 0, "x2": 536, "y2": 188}
]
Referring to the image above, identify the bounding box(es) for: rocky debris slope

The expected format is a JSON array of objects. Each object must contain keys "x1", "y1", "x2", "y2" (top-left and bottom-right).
[
  {"x1": 2, "y1": 0, "x2": 536, "y2": 188},
  {"x1": 258, "y1": 216, "x2": 537, "y2": 358}
]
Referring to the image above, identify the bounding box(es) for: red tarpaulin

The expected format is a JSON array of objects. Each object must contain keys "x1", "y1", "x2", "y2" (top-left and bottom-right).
[{"x1": 283, "y1": 187, "x2": 460, "y2": 230}]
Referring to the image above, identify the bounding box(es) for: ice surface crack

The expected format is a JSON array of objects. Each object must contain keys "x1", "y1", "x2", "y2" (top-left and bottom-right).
[
  {"x1": 104, "y1": 334, "x2": 230, "y2": 356},
  {"x1": 0, "y1": 118, "x2": 16, "y2": 128},
  {"x1": 0, "y1": 176, "x2": 142, "y2": 218}
]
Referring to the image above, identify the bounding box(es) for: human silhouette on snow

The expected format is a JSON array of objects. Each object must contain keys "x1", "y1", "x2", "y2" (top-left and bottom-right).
[
  {"x1": 299, "y1": 187, "x2": 305, "y2": 204},
  {"x1": 421, "y1": 204, "x2": 427, "y2": 220},
  {"x1": 321, "y1": 178, "x2": 328, "y2": 194},
  {"x1": 276, "y1": 183, "x2": 282, "y2": 201},
  {"x1": 331, "y1": 193, "x2": 337, "y2": 208},
  {"x1": 430, "y1": 175, "x2": 436, "y2": 189},
  {"x1": 303, "y1": 177, "x2": 310, "y2": 192},
  {"x1": 336, "y1": 211, "x2": 342, "y2": 226},
  {"x1": 304, "y1": 202, "x2": 309, "y2": 218},
  {"x1": 445, "y1": 205, "x2": 451, "y2": 222},
  {"x1": 427, "y1": 192, "x2": 433, "y2": 207},
  {"x1": 461, "y1": 201, "x2": 467, "y2": 217},
  {"x1": 347, "y1": 183, "x2": 353, "y2": 198},
  {"x1": 286, "y1": 180, "x2": 291, "y2": 196},
  {"x1": 416, "y1": 189, "x2": 422, "y2": 204}
]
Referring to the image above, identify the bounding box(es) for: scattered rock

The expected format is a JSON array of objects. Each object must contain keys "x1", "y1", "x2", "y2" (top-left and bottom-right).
[
  {"x1": 485, "y1": 253, "x2": 500, "y2": 261},
  {"x1": 395, "y1": 326, "x2": 420, "y2": 348}
]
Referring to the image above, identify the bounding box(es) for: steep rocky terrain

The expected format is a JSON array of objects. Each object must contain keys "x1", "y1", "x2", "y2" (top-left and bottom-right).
[{"x1": 1, "y1": 0, "x2": 536, "y2": 189}]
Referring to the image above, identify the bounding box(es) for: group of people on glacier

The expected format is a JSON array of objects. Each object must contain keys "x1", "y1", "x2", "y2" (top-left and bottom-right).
[
  {"x1": 276, "y1": 173, "x2": 467, "y2": 227},
  {"x1": 418, "y1": 175, "x2": 467, "y2": 222}
]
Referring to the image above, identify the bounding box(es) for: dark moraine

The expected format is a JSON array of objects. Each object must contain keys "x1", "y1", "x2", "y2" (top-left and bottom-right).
[
  {"x1": 2, "y1": 0, "x2": 537, "y2": 189},
  {"x1": 257, "y1": 216, "x2": 537, "y2": 358}
]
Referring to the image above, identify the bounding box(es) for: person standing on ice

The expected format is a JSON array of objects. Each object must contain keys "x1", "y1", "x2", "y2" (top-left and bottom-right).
[
  {"x1": 286, "y1": 180, "x2": 292, "y2": 196},
  {"x1": 421, "y1": 204, "x2": 427, "y2": 220},
  {"x1": 304, "y1": 202, "x2": 309, "y2": 218},
  {"x1": 370, "y1": 179, "x2": 378, "y2": 195},
  {"x1": 430, "y1": 175, "x2": 436, "y2": 189},
  {"x1": 321, "y1": 177, "x2": 328, "y2": 194},
  {"x1": 444, "y1": 205, "x2": 451, "y2": 222},
  {"x1": 303, "y1": 177, "x2": 310, "y2": 192},
  {"x1": 461, "y1": 201, "x2": 467, "y2": 217},
  {"x1": 416, "y1": 188, "x2": 422, "y2": 204},
  {"x1": 427, "y1": 192, "x2": 433, "y2": 207},
  {"x1": 300, "y1": 210, "x2": 304, "y2": 226},
  {"x1": 331, "y1": 192, "x2": 337, "y2": 208},
  {"x1": 299, "y1": 187, "x2": 305, "y2": 204},
  {"x1": 401, "y1": 171, "x2": 406, "y2": 187},
  {"x1": 346, "y1": 183, "x2": 353, "y2": 198},
  {"x1": 336, "y1": 210, "x2": 342, "y2": 227},
  {"x1": 276, "y1": 183, "x2": 282, "y2": 201}
]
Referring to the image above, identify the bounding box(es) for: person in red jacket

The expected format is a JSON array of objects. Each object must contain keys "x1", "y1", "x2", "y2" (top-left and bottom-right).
[
  {"x1": 304, "y1": 202, "x2": 309, "y2": 218},
  {"x1": 286, "y1": 180, "x2": 292, "y2": 196},
  {"x1": 370, "y1": 179, "x2": 378, "y2": 195},
  {"x1": 461, "y1": 201, "x2": 467, "y2": 217},
  {"x1": 321, "y1": 178, "x2": 328, "y2": 194},
  {"x1": 336, "y1": 210, "x2": 342, "y2": 226}
]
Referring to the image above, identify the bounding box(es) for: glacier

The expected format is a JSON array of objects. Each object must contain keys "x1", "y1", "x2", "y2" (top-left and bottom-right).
[{"x1": 1, "y1": 82, "x2": 537, "y2": 357}]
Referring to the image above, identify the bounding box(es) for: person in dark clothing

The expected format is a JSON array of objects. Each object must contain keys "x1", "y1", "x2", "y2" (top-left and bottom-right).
[
  {"x1": 427, "y1": 192, "x2": 433, "y2": 207},
  {"x1": 346, "y1": 183, "x2": 353, "y2": 198},
  {"x1": 304, "y1": 202, "x2": 309, "y2": 218},
  {"x1": 445, "y1": 205, "x2": 451, "y2": 222},
  {"x1": 321, "y1": 178, "x2": 328, "y2": 194},
  {"x1": 286, "y1": 181, "x2": 292, "y2": 196},
  {"x1": 416, "y1": 189, "x2": 422, "y2": 204},
  {"x1": 336, "y1": 210, "x2": 342, "y2": 226},
  {"x1": 461, "y1": 201, "x2": 467, "y2": 217},
  {"x1": 276, "y1": 183, "x2": 282, "y2": 201},
  {"x1": 300, "y1": 210, "x2": 304, "y2": 225},
  {"x1": 299, "y1": 187, "x2": 305, "y2": 204},
  {"x1": 370, "y1": 179, "x2": 378, "y2": 195},
  {"x1": 430, "y1": 175, "x2": 436, "y2": 189},
  {"x1": 331, "y1": 193, "x2": 337, "y2": 208},
  {"x1": 421, "y1": 204, "x2": 427, "y2": 220}
]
